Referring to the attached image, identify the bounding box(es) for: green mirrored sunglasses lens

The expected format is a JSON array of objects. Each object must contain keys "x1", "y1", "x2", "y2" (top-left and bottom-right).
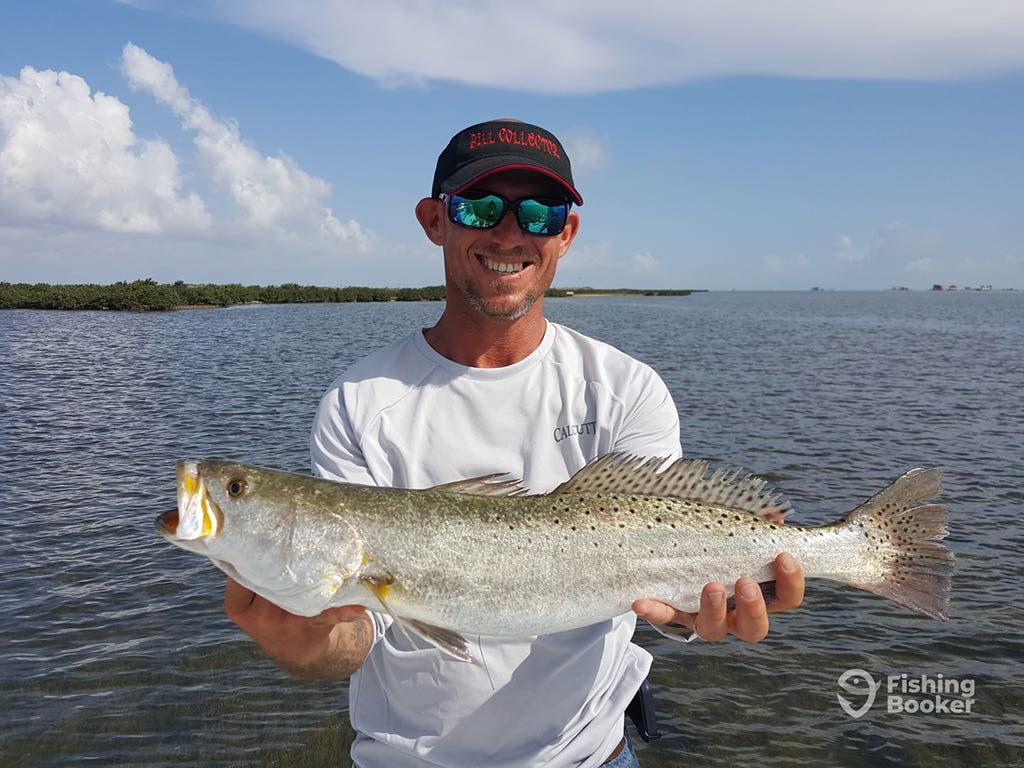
[
  {"x1": 451, "y1": 195, "x2": 504, "y2": 228},
  {"x1": 517, "y1": 199, "x2": 568, "y2": 235}
]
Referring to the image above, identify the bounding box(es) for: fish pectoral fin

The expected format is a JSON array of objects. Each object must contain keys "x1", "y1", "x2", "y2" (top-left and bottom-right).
[
  {"x1": 404, "y1": 618, "x2": 472, "y2": 662},
  {"x1": 357, "y1": 574, "x2": 470, "y2": 661},
  {"x1": 360, "y1": 575, "x2": 427, "y2": 652}
]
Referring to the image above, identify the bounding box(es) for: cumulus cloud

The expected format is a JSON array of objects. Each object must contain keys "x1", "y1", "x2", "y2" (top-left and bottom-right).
[
  {"x1": 0, "y1": 47, "x2": 367, "y2": 251},
  {"x1": 121, "y1": 43, "x2": 365, "y2": 246},
  {"x1": 183, "y1": 1, "x2": 1024, "y2": 93},
  {"x1": 0, "y1": 66, "x2": 209, "y2": 234}
]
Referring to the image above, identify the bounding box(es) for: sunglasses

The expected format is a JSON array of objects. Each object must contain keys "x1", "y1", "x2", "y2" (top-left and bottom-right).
[{"x1": 440, "y1": 192, "x2": 571, "y2": 236}]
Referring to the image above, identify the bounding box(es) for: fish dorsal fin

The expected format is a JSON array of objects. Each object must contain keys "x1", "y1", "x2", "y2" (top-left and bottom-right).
[
  {"x1": 432, "y1": 474, "x2": 528, "y2": 497},
  {"x1": 551, "y1": 453, "x2": 791, "y2": 518}
]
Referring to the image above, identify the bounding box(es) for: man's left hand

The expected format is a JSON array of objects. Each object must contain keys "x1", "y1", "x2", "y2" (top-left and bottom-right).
[{"x1": 632, "y1": 552, "x2": 805, "y2": 643}]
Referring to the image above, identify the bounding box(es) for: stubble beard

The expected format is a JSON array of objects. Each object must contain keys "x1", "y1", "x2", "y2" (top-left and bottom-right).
[{"x1": 465, "y1": 282, "x2": 539, "y2": 321}]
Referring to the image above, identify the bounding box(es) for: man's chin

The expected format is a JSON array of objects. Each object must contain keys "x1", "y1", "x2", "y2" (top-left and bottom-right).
[{"x1": 467, "y1": 287, "x2": 539, "y2": 321}]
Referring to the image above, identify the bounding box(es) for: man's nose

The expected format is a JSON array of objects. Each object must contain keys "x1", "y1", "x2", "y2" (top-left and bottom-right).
[{"x1": 487, "y1": 207, "x2": 528, "y2": 247}]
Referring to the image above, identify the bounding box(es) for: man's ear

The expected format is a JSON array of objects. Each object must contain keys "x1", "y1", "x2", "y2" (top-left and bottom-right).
[
  {"x1": 416, "y1": 198, "x2": 445, "y2": 246},
  {"x1": 556, "y1": 210, "x2": 581, "y2": 259}
]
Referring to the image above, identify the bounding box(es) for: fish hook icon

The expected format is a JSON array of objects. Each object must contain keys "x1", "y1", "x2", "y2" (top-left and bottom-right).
[{"x1": 837, "y1": 668, "x2": 880, "y2": 719}]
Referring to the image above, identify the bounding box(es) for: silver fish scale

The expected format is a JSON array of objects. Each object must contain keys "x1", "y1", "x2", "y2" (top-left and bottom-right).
[{"x1": 343, "y1": 489, "x2": 858, "y2": 636}]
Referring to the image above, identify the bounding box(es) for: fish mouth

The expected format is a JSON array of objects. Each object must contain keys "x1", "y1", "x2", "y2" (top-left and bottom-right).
[
  {"x1": 155, "y1": 507, "x2": 179, "y2": 537},
  {"x1": 168, "y1": 459, "x2": 224, "y2": 541}
]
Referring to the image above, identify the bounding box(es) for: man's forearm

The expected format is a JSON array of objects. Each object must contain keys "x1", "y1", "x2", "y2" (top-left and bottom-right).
[{"x1": 282, "y1": 613, "x2": 375, "y2": 681}]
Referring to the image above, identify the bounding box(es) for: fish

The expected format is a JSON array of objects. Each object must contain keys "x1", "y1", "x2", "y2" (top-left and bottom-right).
[{"x1": 156, "y1": 454, "x2": 954, "y2": 661}]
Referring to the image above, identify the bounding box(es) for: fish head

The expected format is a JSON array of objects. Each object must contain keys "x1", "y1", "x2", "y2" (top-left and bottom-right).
[
  {"x1": 156, "y1": 459, "x2": 365, "y2": 616},
  {"x1": 155, "y1": 459, "x2": 222, "y2": 543}
]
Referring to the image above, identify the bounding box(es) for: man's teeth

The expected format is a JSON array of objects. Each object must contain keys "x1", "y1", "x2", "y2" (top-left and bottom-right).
[{"x1": 482, "y1": 257, "x2": 525, "y2": 274}]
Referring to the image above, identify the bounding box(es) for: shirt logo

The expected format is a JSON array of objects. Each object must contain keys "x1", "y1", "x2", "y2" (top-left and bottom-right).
[{"x1": 553, "y1": 421, "x2": 597, "y2": 443}]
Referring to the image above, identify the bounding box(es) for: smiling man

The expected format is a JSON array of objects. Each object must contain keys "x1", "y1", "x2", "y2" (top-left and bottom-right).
[{"x1": 225, "y1": 119, "x2": 805, "y2": 768}]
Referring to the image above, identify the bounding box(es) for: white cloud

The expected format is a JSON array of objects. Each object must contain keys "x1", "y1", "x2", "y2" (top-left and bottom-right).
[
  {"x1": 190, "y1": 1, "x2": 1024, "y2": 93},
  {"x1": 561, "y1": 129, "x2": 610, "y2": 174},
  {"x1": 121, "y1": 43, "x2": 366, "y2": 246},
  {"x1": 0, "y1": 47, "x2": 369, "y2": 254},
  {"x1": 0, "y1": 66, "x2": 209, "y2": 234},
  {"x1": 630, "y1": 251, "x2": 660, "y2": 273},
  {"x1": 834, "y1": 233, "x2": 867, "y2": 264}
]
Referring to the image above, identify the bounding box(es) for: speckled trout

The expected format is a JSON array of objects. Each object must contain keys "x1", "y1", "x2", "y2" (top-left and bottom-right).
[{"x1": 156, "y1": 454, "x2": 953, "y2": 660}]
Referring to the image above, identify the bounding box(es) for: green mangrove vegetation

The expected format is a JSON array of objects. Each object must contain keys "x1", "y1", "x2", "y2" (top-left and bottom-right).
[{"x1": 0, "y1": 279, "x2": 693, "y2": 311}]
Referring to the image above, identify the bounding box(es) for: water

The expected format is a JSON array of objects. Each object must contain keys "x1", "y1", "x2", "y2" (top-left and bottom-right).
[{"x1": 2, "y1": 291, "x2": 1022, "y2": 767}]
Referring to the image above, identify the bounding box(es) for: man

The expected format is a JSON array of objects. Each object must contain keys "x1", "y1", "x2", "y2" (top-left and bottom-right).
[{"x1": 225, "y1": 119, "x2": 805, "y2": 768}]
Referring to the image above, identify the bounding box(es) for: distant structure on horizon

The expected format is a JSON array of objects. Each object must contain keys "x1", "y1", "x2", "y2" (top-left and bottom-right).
[{"x1": 931, "y1": 283, "x2": 1000, "y2": 292}]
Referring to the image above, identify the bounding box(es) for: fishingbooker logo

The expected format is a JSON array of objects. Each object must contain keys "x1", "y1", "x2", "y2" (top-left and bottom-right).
[
  {"x1": 553, "y1": 421, "x2": 597, "y2": 443},
  {"x1": 837, "y1": 669, "x2": 976, "y2": 718}
]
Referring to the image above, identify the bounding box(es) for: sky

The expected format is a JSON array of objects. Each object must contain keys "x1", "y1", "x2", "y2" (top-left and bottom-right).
[{"x1": 1, "y1": 1, "x2": 1022, "y2": 290}]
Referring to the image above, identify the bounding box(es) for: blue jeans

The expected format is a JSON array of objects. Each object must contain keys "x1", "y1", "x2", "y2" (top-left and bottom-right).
[{"x1": 603, "y1": 733, "x2": 640, "y2": 768}]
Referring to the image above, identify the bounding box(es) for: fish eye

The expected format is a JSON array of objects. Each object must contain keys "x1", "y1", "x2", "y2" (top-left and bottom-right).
[{"x1": 226, "y1": 478, "x2": 248, "y2": 498}]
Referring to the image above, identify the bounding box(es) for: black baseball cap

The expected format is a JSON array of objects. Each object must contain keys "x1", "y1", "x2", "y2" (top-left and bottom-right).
[{"x1": 431, "y1": 119, "x2": 583, "y2": 206}]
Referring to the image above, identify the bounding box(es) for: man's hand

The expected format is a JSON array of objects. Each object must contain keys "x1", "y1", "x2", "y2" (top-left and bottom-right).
[
  {"x1": 224, "y1": 577, "x2": 374, "y2": 679},
  {"x1": 633, "y1": 552, "x2": 805, "y2": 643}
]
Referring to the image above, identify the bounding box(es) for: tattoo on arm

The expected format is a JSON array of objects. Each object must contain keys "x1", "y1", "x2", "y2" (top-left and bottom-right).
[{"x1": 285, "y1": 614, "x2": 374, "y2": 681}]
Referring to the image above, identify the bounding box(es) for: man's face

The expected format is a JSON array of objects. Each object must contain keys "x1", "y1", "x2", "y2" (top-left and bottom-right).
[{"x1": 421, "y1": 170, "x2": 580, "y2": 322}]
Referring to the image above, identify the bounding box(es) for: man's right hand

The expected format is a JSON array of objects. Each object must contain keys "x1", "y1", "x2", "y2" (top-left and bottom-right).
[{"x1": 224, "y1": 577, "x2": 374, "y2": 680}]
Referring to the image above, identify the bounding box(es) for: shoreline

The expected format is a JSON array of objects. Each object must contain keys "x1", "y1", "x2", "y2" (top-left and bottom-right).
[{"x1": 0, "y1": 281, "x2": 698, "y2": 311}]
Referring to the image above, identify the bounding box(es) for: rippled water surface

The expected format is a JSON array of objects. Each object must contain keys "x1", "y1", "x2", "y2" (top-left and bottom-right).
[{"x1": 2, "y1": 292, "x2": 1022, "y2": 767}]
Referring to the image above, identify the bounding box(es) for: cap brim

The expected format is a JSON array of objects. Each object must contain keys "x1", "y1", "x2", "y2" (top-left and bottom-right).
[{"x1": 443, "y1": 157, "x2": 583, "y2": 206}]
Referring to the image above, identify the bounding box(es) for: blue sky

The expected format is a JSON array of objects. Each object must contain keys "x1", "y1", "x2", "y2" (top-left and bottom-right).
[{"x1": 1, "y1": 1, "x2": 1022, "y2": 290}]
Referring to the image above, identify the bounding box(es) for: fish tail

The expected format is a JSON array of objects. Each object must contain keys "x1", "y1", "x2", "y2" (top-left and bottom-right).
[{"x1": 843, "y1": 468, "x2": 954, "y2": 620}]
